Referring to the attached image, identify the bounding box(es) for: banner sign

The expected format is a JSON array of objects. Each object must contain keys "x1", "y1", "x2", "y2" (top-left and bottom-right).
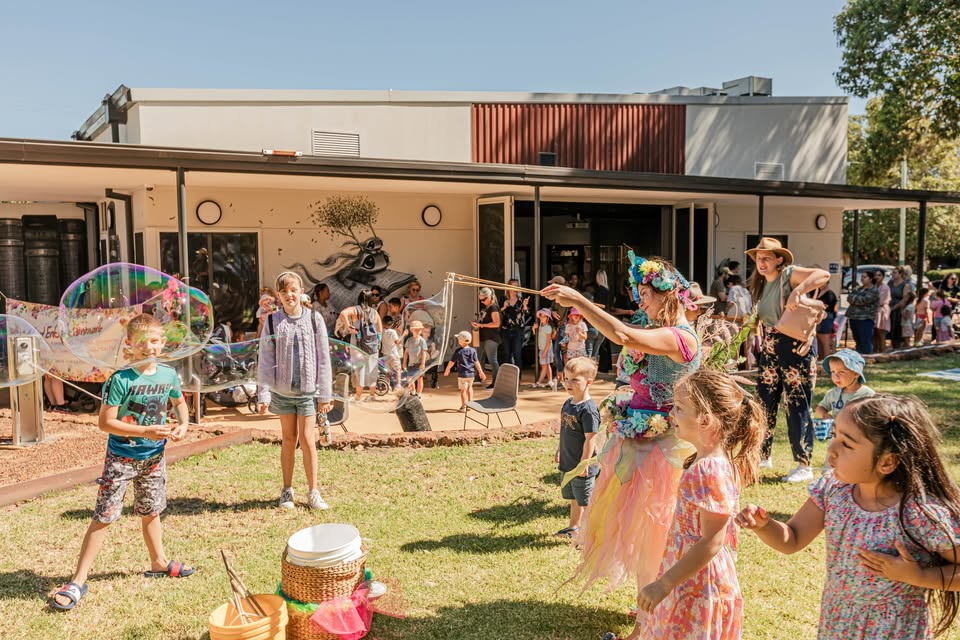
[{"x1": 6, "y1": 298, "x2": 137, "y2": 383}]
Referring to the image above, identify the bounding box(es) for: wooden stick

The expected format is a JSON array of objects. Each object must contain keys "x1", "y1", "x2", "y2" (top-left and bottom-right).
[
  {"x1": 447, "y1": 273, "x2": 543, "y2": 296},
  {"x1": 221, "y1": 550, "x2": 267, "y2": 618}
]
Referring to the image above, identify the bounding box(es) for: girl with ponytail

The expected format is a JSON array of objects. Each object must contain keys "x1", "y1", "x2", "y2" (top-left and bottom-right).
[{"x1": 612, "y1": 368, "x2": 764, "y2": 640}]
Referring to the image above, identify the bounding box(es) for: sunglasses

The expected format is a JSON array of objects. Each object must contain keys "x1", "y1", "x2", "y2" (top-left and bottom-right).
[{"x1": 410, "y1": 288, "x2": 421, "y2": 293}]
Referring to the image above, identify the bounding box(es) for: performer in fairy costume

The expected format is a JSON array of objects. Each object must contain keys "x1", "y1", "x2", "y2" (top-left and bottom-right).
[{"x1": 542, "y1": 253, "x2": 701, "y2": 592}]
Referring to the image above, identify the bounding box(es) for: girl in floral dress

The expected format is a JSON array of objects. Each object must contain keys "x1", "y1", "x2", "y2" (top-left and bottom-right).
[
  {"x1": 615, "y1": 368, "x2": 765, "y2": 640},
  {"x1": 737, "y1": 394, "x2": 960, "y2": 639},
  {"x1": 542, "y1": 254, "x2": 701, "y2": 593}
]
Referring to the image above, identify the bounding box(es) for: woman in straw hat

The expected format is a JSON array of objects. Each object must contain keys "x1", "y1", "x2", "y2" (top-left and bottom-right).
[
  {"x1": 542, "y1": 252, "x2": 701, "y2": 596},
  {"x1": 746, "y1": 237, "x2": 829, "y2": 484}
]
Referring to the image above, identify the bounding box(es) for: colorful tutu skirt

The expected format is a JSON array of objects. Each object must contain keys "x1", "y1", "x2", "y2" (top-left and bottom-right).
[{"x1": 573, "y1": 429, "x2": 694, "y2": 592}]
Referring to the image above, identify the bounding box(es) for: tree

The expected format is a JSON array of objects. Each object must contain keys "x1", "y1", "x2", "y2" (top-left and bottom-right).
[
  {"x1": 835, "y1": 1, "x2": 960, "y2": 170},
  {"x1": 308, "y1": 195, "x2": 381, "y2": 244},
  {"x1": 845, "y1": 99, "x2": 960, "y2": 266}
]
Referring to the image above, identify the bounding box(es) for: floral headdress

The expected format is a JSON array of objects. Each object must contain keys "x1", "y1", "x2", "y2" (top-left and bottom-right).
[{"x1": 626, "y1": 251, "x2": 696, "y2": 310}]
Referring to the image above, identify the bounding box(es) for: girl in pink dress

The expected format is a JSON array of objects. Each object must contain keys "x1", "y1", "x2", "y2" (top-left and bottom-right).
[
  {"x1": 618, "y1": 368, "x2": 764, "y2": 640},
  {"x1": 737, "y1": 394, "x2": 960, "y2": 639}
]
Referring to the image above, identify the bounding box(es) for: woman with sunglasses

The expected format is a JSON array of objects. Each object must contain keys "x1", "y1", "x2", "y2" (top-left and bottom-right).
[
  {"x1": 401, "y1": 281, "x2": 425, "y2": 312},
  {"x1": 369, "y1": 286, "x2": 388, "y2": 320},
  {"x1": 939, "y1": 272, "x2": 960, "y2": 306}
]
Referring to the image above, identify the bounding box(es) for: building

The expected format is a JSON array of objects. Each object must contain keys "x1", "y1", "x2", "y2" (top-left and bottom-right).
[{"x1": 0, "y1": 79, "x2": 953, "y2": 333}]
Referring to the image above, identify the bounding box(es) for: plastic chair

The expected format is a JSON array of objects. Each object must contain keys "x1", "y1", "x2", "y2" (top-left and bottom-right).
[
  {"x1": 325, "y1": 373, "x2": 351, "y2": 432},
  {"x1": 463, "y1": 364, "x2": 521, "y2": 429}
]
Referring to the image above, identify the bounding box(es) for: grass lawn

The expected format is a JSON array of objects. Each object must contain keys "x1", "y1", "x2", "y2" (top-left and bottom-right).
[{"x1": 2, "y1": 354, "x2": 960, "y2": 639}]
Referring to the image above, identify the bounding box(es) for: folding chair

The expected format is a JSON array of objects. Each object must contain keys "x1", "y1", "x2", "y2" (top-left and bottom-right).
[
  {"x1": 463, "y1": 364, "x2": 521, "y2": 429},
  {"x1": 325, "y1": 372, "x2": 351, "y2": 432}
]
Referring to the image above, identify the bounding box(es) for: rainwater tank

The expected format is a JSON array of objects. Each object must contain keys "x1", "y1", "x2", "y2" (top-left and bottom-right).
[
  {"x1": 0, "y1": 219, "x2": 25, "y2": 300},
  {"x1": 58, "y1": 218, "x2": 86, "y2": 293},
  {"x1": 22, "y1": 215, "x2": 60, "y2": 305}
]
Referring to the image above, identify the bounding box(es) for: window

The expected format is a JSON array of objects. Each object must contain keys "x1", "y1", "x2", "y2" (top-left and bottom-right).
[{"x1": 160, "y1": 232, "x2": 260, "y2": 330}]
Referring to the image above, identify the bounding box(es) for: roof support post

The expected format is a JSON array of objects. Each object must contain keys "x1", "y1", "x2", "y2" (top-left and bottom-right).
[
  {"x1": 177, "y1": 168, "x2": 189, "y2": 284},
  {"x1": 917, "y1": 200, "x2": 927, "y2": 285},
  {"x1": 757, "y1": 194, "x2": 764, "y2": 238},
  {"x1": 852, "y1": 209, "x2": 860, "y2": 285},
  {"x1": 533, "y1": 186, "x2": 541, "y2": 307}
]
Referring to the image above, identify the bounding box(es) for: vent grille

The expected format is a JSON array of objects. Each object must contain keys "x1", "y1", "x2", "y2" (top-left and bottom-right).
[
  {"x1": 755, "y1": 162, "x2": 785, "y2": 181},
  {"x1": 311, "y1": 130, "x2": 360, "y2": 156},
  {"x1": 538, "y1": 152, "x2": 557, "y2": 166}
]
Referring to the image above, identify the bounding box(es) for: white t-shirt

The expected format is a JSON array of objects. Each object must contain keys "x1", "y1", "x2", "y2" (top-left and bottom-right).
[
  {"x1": 381, "y1": 328, "x2": 401, "y2": 360},
  {"x1": 726, "y1": 285, "x2": 753, "y2": 321}
]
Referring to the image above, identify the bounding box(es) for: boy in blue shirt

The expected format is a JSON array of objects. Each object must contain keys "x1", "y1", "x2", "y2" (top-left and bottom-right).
[
  {"x1": 555, "y1": 356, "x2": 601, "y2": 538},
  {"x1": 444, "y1": 330, "x2": 485, "y2": 411},
  {"x1": 51, "y1": 313, "x2": 193, "y2": 611}
]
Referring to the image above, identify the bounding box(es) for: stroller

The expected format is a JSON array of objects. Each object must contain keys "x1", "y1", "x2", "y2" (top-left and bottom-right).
[{"x1": 193, "y1": 339, "x2": 259, "y2": 416}]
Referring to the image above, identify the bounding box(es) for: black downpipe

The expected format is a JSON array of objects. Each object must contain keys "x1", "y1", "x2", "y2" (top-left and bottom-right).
[
  {"x1": 76, "y1": 202, "x2": 100, "y2": 269},
  {"x1": 105, "y1": 189, "x2": 135, "y2": 264},
  {"x1": 757, "y1": 194, "x2": 764, "y2": 238},
  {"x1": 917, "y1": 201, "x2": 927, "y2": 285}
]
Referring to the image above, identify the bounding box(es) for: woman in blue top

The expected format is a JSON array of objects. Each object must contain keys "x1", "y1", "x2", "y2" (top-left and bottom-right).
[{"x1": 746, "y1": 238, "x2": 829, "y2": 484}]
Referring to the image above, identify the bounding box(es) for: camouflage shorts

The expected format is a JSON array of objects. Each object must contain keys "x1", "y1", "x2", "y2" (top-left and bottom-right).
[{"x1": 93, "y1": 451, "x2": 167, "y2": 523}]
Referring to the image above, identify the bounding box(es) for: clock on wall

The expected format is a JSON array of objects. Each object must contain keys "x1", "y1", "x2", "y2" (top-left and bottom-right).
[
  {"x1": 421, "y1": 205, "x2": 442, "y2": 227},
  {"x1": 815, "y1": 214, "x2": 828, "y2": 230},
  {"x1": 196, "y1": 200, "x2": 222, "y2": 226}
]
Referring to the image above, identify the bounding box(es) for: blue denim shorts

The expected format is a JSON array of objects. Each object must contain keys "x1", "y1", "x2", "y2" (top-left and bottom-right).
[
  {"x1": 561, "y1": 474, "x2": 596, "y2": 507},
  {"x1": 269, "y1": 393, "x2": 317, "y2": 417}
]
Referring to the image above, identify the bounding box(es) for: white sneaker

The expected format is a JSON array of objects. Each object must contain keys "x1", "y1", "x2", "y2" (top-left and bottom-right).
[
  {"x1": 549, "y1": 380, "x2": 558, "y2": 392},
  {"x1": 278, "y1": 487, "x2": 295, "y2": 509},
  {"x1": 759, "y1": 457, "x2": 773, "y2": 469},
  {"x1": 308, "y1": 489, "x2": 329, "y2": 510},
  {"x1": 781, "y1": 465, "x2": 814, "y2": 483}
]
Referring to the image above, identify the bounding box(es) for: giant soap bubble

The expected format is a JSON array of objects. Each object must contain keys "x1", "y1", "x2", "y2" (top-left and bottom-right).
[
  {"x1": 59, "y1": 263, "x2": 213, "y2": 370},
  {"x1": 191, "y1": 281, "x2": 453, "y2": 415},
  {"x1": 0, "y1": 315, "x2": 54, "y2": 388}
]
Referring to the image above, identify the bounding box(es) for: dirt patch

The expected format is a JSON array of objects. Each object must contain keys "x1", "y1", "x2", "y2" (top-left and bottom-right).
[{"x1": 0, "y1": 409, "x2": 241, "y2": 487}]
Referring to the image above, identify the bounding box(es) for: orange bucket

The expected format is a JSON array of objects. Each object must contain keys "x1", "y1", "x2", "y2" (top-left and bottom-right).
[{"x1": 208, "y1": 594, "x2": 288, "y2": 640}]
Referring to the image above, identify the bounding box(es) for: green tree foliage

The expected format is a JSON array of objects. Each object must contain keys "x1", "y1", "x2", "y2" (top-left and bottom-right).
[
  {"x1": 845, "y1": 99, "x2": 960, "y2": 266},
  {"x1": 309, "y1": 195, "x2": 380, "y2": 243},
  {"x1": 835, "y1": 0, "x2": 960, "y2": 169}
]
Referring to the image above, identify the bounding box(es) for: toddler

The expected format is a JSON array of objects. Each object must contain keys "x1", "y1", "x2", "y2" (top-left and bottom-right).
[
  {"x1": 443, "y1": 330, "x2": 485, "y2": 410},
  {"x1": 554, "y1": 357, "x2": 600, "y2": 539},
  {"x1": 381, "y1": 315, "x2": 402, "y2": 391},
  {"x1": 532, "y1": 308, "x2": 555, "y2": 388}
]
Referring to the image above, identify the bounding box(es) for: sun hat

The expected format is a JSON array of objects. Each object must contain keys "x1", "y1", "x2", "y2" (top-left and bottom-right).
[
  {"x1": 568, "y1": 307, "x2": 583, "y2": 318},
  {"x1": 456, "y1": 330, "x2": 472, "y2": 343},
  {"x1": 548, "y1": 275, "x2": 567, "y2": 285},
  {"x1": 745, "y1": 237, "x2": 794, "y2": 266},
  {"x1": 687, "y1": 282, "x2": 717, "y2": 306},
  {"x1": 822, "y1": 348, "x2": 866, "y2": 384},
  {"x1": 409, "y1": 320, "x2": 424, "y2": 329},
  {"x1": 536, "y1": 308, "x2": 552, "y2": 319}
]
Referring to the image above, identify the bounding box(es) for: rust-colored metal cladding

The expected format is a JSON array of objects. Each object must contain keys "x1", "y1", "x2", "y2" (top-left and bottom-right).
[{"x1": 471, "y1": 103, "x2": 685, "y2": 173}]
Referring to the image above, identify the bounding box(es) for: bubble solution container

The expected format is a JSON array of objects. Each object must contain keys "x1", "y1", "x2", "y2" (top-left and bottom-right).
[{"x1": 814, "y1": 418, "x2": 835, "y2": 442}]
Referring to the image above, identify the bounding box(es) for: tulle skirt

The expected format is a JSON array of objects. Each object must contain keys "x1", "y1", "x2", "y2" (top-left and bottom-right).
[{"x1": 573, "y1": 431, "x2": 694, "y2": 592}]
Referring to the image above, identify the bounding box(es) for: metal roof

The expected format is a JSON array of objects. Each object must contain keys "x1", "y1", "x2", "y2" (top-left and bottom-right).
[{"x1": 1, "y1": 137, "x2": 958, "y2": 208}]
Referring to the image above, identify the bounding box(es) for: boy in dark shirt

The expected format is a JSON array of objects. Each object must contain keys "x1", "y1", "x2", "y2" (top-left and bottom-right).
[
  {"x1": 443, "y1": 330, "x2": 486, "y2": 411},
  {"x1": 554, "y1": 356, "x2": 600, "y2": 538}
]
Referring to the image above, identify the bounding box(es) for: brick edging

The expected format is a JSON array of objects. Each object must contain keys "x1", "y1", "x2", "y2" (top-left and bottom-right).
[
  {"x1": 863, "y1": 343, "x2": 960, "y2": 364},
  {"x1": 251, "y1": 420, "x2": 562, "y2": 450},
  {"x1": 0, "y1": 429, "x2": 253, "y2": 508}
]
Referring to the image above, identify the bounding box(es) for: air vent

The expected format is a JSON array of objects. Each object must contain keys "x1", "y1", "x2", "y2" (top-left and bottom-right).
[
  {"x1": 755, "y1": 162, "x2": 785, "y2": 181},
  {"x1": 311, "y1": 130, "x2": 360, "y2": 156},
  {"x1": 538, "y1": 152, "x2": 557, "y2": 166}
]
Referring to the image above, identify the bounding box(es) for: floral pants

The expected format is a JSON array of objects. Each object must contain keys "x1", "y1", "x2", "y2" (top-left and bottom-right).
[{"x1": 757, "y1": 330, "x2": 815, "y2": 465}]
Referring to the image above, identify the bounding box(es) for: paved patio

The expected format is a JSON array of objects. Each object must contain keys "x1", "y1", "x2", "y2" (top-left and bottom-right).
[{"x1": 197, "y1": 374, "x2": 617, "y2": 435}]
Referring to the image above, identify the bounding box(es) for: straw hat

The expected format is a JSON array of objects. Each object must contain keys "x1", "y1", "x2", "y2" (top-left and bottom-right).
[
  {"x1": 745, "y1": 237, "x2": 794, "y2": 266},
  {"x1": 687, "y1": 282, "x2": 717, "y2": 306},
  {"x1": 409, "y1": 320, "x2": 424, "y2": 329}
]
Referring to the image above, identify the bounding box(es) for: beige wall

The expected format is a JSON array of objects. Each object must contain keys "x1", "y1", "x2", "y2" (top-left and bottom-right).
[
  {"x1": 135, "y1": 103, "x2": 472, "y2": 161},
  {"x1": 686, "y1": 103, "x2": 848, "y2": 184},
  {"x1": 714, "y1": 202, "x2": 844, "y2": 290},
  {"x1": 0, "y1": 203, "x2": 84, "y2": 218},
  {"x1": 136, "y1": 186, "x2": 477, "y2": 328}
]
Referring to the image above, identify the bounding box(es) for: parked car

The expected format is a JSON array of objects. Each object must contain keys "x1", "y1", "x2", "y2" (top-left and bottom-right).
[{"x1": 842, "y1": 264, "x2": 894, "y2": 290}]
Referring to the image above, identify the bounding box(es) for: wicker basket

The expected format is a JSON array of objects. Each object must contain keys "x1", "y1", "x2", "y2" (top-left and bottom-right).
[
  {"x1": 286, "y1": 607, "x2": 339, "y2": 640},
  {"x1": 280, "y1": 548, "x2": 368, "y2": 604}
]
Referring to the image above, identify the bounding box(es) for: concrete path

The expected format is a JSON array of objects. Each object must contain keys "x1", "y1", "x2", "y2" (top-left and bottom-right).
[{"x1": 198, "y1": 375, "x2": 617, "y2": 435}]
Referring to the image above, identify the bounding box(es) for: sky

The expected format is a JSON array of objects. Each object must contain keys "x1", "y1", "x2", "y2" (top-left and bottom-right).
[{"x1": 0, "y1": 0, "x2": 864, "y2": 140}]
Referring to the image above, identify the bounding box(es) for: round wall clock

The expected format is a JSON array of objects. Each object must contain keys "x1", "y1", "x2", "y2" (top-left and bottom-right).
[
  {"x1": 815, "y1": 214, "x2": 827, "y2": 230},
  {"x1": 421, "y1": 205, "x2": 442, "y2": 227},
  {"x1": 196, "y1": 200, "x2": 222, "y2": 226}
]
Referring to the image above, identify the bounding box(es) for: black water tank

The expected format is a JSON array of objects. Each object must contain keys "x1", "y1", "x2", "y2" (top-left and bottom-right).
[
  {"x1": 58, "y1": 218, "x2": 86, "y2": 293},
  {"x1": 22, "y1": 215, "x2": 60, "y2": 305},
  {"x1": 0, "y1": 219, "x2": 25, "y2": 300}
]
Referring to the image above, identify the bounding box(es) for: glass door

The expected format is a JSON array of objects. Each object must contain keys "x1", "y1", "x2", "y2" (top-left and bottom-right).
[{"x1": 476, "y1": 196, "x2": 514, "y2": 285}]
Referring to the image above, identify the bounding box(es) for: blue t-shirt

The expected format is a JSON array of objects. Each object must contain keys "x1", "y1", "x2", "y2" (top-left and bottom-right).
[
  {"x1": 101, "y1": 364, "x2": 183, "y2": 460},
  {"x1": 451, "y1": 346, "x2": 480, "y2": 378},
  {"x1": 559, "y1": 398, "x2": 600, "y2": 476}
]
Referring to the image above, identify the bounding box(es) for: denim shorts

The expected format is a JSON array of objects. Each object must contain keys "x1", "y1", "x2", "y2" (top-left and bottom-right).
[
  {"x1": 269, "y1": 393, "x2": 317, "y2": 417},
  {"x1": 561, "y1": 474, "x2": 596, "y2": 507}
]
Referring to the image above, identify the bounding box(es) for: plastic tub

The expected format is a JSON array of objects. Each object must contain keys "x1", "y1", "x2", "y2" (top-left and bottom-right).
[
  {"x1": 208, "y1": 594, "x2": 288, "y2": 640},
  {"x1": 814, "y1": 418, "x2": 834, "y2": 442}
]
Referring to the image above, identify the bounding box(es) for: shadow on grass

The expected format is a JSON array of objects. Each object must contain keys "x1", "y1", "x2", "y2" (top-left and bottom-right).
[
  {"x1": 60, "y1": 496, "x2": 277, "y2": 521},
  {"x1": 0, "y1": 568, "x2": 130, "y2": 600},
  {"x1": 541, "y1": 471, "x2": 561, "y2": 486},
  {"x1": 401, "y1": 532, "x2": 564, "y2": 554},
  {"x1": 469, "y1": 497, "x2": 567, "y2": 527},
  {"x1": 372, "y1": 598, "x2": 625, "y2": 640}
]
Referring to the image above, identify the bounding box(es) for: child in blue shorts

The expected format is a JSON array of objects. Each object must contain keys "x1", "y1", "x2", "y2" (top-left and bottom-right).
[
  {"x1": 554, "y1": 356, "x2": 601, "y2": 538},
  {"x1": 50, "y1": 313, "x2": 192, "y2": 611}
]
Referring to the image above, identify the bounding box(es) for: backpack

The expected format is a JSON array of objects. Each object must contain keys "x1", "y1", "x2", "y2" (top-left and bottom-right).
[
  {"x1": 354, "y1": 305, "x2": 381, "y2": 354},
  {"x1": 267, "y1": 309, "x2": 319, "y2": 343}
]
